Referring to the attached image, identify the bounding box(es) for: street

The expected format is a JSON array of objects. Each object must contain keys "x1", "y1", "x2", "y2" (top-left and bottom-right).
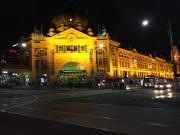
[
  {"x1": 0, "y1": 88, "x2": 180, "y2": 135},
  {"x1": 0, "y1": 112, "x2": 122, "y2": 135}
]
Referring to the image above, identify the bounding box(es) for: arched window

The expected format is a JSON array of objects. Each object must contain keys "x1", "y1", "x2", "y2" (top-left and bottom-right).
[
  {"x1": 96, "y1": 49, "x2": 107, "y2": 71},
  {"x1": 97, "y1": 49, "x2": 105, "y2": 55},
  {"x1": 111, "y1": 49, "x2": 116, "y2": 56},
  {"x1": 35, "y1": 49, "x2": 47, "y2": 57}
]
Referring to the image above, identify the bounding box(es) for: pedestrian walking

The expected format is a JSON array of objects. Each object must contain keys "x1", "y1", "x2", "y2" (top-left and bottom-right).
[{"x1": 117, "y1": 80, "x2": 121, "y2": 91}]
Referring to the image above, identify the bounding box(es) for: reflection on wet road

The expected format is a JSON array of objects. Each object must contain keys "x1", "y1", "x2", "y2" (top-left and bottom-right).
[{"x1": 152, "y1": 89, "x2": 174, "y2": 99}]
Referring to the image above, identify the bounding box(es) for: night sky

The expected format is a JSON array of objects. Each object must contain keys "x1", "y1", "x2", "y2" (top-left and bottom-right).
[{"x1": 0, "y1": 0, "x2": 180, "y2": 60}]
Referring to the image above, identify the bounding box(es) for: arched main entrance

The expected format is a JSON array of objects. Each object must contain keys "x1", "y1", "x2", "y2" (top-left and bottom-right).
[{"x1": 59, "y1": 62, "x2": 87, "y2": 79}]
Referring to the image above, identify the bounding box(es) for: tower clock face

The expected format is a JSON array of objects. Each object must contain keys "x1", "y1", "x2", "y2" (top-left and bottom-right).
[
  {"x1": 69, "y1": 36, "x2": 74, "y2": 41},
  {"x1": 68, "y1": 34, "x2": 76, "y2": 41}
]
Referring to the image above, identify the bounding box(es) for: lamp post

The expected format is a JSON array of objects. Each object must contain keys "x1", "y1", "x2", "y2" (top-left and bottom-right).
[
  {"x1": 168, "y1": 20, "x2": 178, "y2": 91},
  {"x1": 141, "y1": 19, "x2": 178, "y2": 91}
]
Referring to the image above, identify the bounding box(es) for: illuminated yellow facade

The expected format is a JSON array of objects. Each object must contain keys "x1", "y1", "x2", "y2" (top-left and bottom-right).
[{"x1": 21, "y1": 15, "x2": 179, "y2": 82}]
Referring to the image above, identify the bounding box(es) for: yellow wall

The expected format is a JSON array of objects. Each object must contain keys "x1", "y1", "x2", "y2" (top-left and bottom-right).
[{"x1": 29, "y1": 27, "x2": 176, "y2": 82}]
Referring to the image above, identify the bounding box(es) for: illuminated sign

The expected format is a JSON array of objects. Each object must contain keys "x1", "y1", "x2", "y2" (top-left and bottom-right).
[{"x1": 60, "y1": 70, "x2": 82, "y2": 73}]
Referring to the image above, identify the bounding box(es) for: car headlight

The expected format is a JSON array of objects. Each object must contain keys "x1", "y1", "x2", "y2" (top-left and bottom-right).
[
  {"x1": 160, "y1": 85, "x2": 164, "y2": 88},
  {"x1": 145, "y1": 84, "x2": 147, "y2": 86},
  {"x1": 167, "y1": 89, "x2": 171, "y2": 92},
  {"x1": 160, "y1": 95, "x2": 165, "y2": 98},
  {"x1": 155, "y1": 96, "x2": 160, "y2": 99},
  {"x1": 149, "y1": 84, "x2": 152, "y2": 86},
  {"x1": 168, "y1": 93, "x2": 173, "y2": 98},
  {"x1": 160, "y1": 90, "x2": 164, "y2": 93},
  {"x1": 154, "y1": 90, "x2": 159, "y2": 93},
  {"x1": 126, "y1": 86, "x2": 130, "y2": 90},
  {"x1": 166, "y1": 84, "x2": 172, "y2": 88},
  {"x1": 155, "y1": 85, "x2": 158, "y2": 88}
]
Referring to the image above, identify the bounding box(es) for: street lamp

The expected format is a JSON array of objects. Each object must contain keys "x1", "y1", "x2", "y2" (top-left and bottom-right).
[
  {"x1": 141, "y1": 18, "x2": 178, "y2": 90},
  {"x1": 21, "y1": 43, "x2": 27, "y2": 48},
  {"x1": 99, "y1": 43, "x2": 104, "y2": 48},
  {"x1": 12, "y1": 43, "x2": 27, "y2": 48},
  {"x1": 168, "y1": 20, "x2": 178, "y2": 91}
]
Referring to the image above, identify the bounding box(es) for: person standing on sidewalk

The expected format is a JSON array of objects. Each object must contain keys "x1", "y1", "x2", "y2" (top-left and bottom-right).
[{"x1": 117, "y1": 80, "x2": 121, "y2": 91}]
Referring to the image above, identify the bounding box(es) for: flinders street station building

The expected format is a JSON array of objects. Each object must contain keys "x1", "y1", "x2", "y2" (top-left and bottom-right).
[{"x1": 1, "y1": 15, "x2": 180, "y2": 85}]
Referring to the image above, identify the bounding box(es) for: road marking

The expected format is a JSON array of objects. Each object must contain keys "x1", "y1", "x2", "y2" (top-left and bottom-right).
[
  {"x1": 146, "y1": 122, "x2": 170, "y2": 127},
  {"x1": 0, "y1": 109, "x2": 6, "y2": 112},
  {"x1": 8, "y1": 105, "x2": 179, "y2": 135},
  {"x1": 6, "y1": 95, "x2": 39, "y2": 111},
  {"x1": 50, "y1": 110, "x2": 115, "y2": 120},
  {"x1": 60, "y1": 101, "x2": 114, "y2": 107},
  {"x1": 7, "y1": 110, "x2": 115, "y2": 134},
  {"x1": 58, "y1": 101, "x2": 172, "y2": 111},
  {"x1": 73, "y1": 102, "x2": 113, "y2": 106},
  {"x1": 21, "y1": 106, "x2": 115, "y2": 120}
]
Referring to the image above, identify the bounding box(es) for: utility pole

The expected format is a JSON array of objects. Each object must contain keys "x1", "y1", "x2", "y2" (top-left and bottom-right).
[
  {"x1": 38, "y1": 54, "x2": 42, "y2": 86},
  {"x1": 168, "y1": 20, "x2": 178, "y2": 91}
]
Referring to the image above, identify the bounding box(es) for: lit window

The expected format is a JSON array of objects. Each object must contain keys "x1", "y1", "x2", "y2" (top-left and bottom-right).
[
  {"x1": 74, "y1": 46, "x2": 78, "y2": 51},
  {"x1": 59, "y1": 46, "x2": 63, "y2": 51},
  {"x1": 122, "y1": 61, "x2": 124, "y2": 67},
  {"x1": 97, "y1": 49, "x2": 104, "y2": 55},
  {"x1": 81, "y1": 46, "x2": 85, "y2": 51},
  {"x1": 66, "y1": 46, "x2": 70, "y2": 51}
]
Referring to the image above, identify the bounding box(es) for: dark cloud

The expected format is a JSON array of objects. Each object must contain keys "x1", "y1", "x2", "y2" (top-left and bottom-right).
[{"x1": 0, "y1": 0, "x2": 179, "y2": 59}]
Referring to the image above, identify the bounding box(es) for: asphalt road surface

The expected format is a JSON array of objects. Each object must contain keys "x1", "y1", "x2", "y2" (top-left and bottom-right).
[
  {"x1": 0, "y1": 112, "x2": 123, "y2": 135},
  {"x1": 0, "y1": 88, "x2": 180, "y2": 135}
]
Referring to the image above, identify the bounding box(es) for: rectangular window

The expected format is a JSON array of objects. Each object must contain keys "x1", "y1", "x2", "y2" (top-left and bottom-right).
[
  {"x1": 70, "y1": 45, "x2": 73, "y2": 51},
  {"x1": 74, "y1": 46, "x2": 78, "y2": 51},
  {"x1": 66, "y1": 46, "x2": 70, "y2": 51},
  {"x1": 112, "y1": 59, "x2": 115, "y2": 66},
  {"x1": 124, "y1": 62, "x2": 127, "y2": 67},
  {"x1": 103, "y1": 58, "x2": 107, "y2": 66},
  {"x1": 114, "y1": 70, "x2": 118, "y2": 77},
  {"x1": 59, "y1": 46, "x2": 63, "y2": 51},
  {"x1": 122, "y1": 61, "x2": 124, "y2": 67},
  {"x1": 99, "y1": 60, "x2": 103, "y2": 66},
  {"x1": 115, "y1": 59, "x2": 118, "y2": 66},
  {"x1": 127, "y1": 62, "x2": 129, "y2": 68},
  {"x1": 63, "y1": 45, "x2": 66, "y2": 52},
  {"x1": 81, "y1": 46, "x2": 85, "y2": 51},
  {"x1": 78, "y1": 45, "x2": 80, "y2": 52}
]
